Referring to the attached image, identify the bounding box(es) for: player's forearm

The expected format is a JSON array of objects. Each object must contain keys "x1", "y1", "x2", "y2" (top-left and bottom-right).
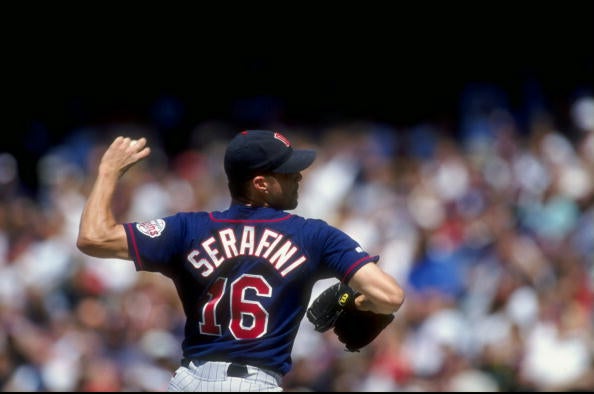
[
  {"x1": 348, "y1": 264, "x2": 405, "y2": 314},
  {"x1": 354, "y1": 292, "x2": 403, "y2": 314},
  {"x1": 78, "y1": 136, "x2": 150, "y2": 259},
  {"x1": 77, "y1": 170, "x2": 128, "y2": 259}
]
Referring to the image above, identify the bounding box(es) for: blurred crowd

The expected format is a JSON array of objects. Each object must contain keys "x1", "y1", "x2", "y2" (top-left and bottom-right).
[{"x1": 2, "y1": 90, "x2": 593, "y2": 391}]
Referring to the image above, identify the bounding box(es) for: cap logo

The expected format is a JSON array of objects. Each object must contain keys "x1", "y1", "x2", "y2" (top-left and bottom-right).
[{"x1": 274, "y1": 132, "x2": 291, "y2": 147}]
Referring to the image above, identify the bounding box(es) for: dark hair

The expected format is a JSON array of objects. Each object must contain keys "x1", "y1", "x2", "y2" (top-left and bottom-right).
[
  {"x1": 227, "y1": 177, "x2": 251, "y2": 201},
  {"x1": 227, "y1": 170, "x2": 276, "y2": 202}
]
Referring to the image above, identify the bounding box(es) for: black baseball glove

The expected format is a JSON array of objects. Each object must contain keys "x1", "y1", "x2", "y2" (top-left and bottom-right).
[{"x1": 306, "y1": 282, "x2": 394, "y2": 352}]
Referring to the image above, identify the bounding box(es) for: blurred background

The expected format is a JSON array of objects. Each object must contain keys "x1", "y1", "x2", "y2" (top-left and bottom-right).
[{"x1": 3, "y1": 3, "x2": 593, "y2": 392}]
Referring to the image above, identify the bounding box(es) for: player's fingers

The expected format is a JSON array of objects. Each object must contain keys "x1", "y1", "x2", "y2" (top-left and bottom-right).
[
  {"x1": 130, "y1": 138, "x2": 150, "y2": 158},
  {"x1": 136, "y1": 146, "x2": 151, "y2": 160},
  {"x1": 110, "y1": 136, "x2": 126, "y2": 149},
  {"x1": 110, "y1": 136, "x2": 136, "y2": 153},
  {"x1": 108, "y1": 136, "x2": 151, "y2": 164},
  {"x1": 120, "y1": 137, "x2": 148, "y2": 153},
  {"x1": 132, "y1": 137, "x2": 148, "y2": 150}
]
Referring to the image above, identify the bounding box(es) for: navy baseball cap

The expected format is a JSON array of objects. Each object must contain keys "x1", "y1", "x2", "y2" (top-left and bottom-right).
[{"x1": 224, "y1": 130, "x2": 316, "y2": 181}]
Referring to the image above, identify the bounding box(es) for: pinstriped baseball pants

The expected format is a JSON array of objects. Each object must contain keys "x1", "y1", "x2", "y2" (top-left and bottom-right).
[{"x1": 168, "y1": 360, "x2": 283, "y2": 392}]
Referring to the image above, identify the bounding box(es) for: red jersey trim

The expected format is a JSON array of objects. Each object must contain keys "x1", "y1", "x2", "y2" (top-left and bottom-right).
[
  {"x1": 342, "y1": 255, "x2": 379, "y2": 283},
  {"x1": 125, "y1": 223, "x2": 144, "y2": 270}
]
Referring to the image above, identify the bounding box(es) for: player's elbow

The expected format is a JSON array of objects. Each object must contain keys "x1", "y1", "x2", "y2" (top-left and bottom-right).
[
  {"x1": 386, "y1": 286, "x2": 405, "y2": 313},
  {"x1": 77, "y1": 225, "x2": 129, "y2": 259},
  {"x1": 375, "y1": 288, "x2": 405, "y2": 314},
  {"x1": 359, "y1": 287, "x2": 405, "y2": 315},
  {"x1": 76, "y1": 230, "x2": 112, "y2": 258},
  {"x1": 76, "y1": 234, "x2": 99, "y2": 256}
]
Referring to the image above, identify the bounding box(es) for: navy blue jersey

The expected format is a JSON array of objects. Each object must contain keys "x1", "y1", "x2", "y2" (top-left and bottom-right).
[{"x1": 123, "y1": 204, "x2": 378, "y2": 375}]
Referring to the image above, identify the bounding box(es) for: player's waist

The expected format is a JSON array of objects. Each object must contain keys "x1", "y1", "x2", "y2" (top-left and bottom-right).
[{"x1": 181, "y1": 358, "x2": 283, "y2": 382}]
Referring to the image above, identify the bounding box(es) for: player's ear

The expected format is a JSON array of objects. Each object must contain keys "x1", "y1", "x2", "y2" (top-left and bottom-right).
[{"x1": 251, "y1": 175, "x2": 270, "y2": 192}]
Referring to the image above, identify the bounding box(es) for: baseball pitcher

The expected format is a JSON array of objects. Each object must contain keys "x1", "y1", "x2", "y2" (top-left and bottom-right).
[{"x1": 77, "y1": 130, "x2": 405, "y2": 391}]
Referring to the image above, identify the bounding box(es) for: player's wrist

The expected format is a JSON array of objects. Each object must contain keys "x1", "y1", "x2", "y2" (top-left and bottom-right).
[{"x1": 97, "y1": 164, "x2": 123, "y2": 179}]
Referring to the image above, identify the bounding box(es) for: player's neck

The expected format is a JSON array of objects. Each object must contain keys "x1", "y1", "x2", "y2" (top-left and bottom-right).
[{"x1": 231, "y1": 197, "x2": 269, "y2": 208}]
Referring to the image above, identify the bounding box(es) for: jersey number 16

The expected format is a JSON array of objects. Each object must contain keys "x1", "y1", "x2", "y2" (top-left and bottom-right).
[{"x1": 199, "y1": 274, "x2": 272, "y2": 340}]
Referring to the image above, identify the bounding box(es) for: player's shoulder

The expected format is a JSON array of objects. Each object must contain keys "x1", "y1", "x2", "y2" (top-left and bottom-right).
[
  {"x1": 170, "y1": 211, "x2": 210, "y2": 218},
  {"x1": 291, "y1": 214, "x2": 335, "y2": 232},
  {"x1": 289, "y1": 212, "x2": 325, "y2": 224},
  {"x1": 166, "y1": 211, "x2": 211, "y2": 225}
]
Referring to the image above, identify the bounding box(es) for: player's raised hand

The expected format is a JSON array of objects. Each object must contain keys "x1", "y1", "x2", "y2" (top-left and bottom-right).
[{"x1": 99, "y1": 136, "x2": 151, "y2": 177}]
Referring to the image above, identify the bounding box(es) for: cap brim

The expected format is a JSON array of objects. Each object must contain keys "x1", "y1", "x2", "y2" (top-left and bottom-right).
[{"x1": 273, "y1": 149, "x2": 316, "y2": 173}]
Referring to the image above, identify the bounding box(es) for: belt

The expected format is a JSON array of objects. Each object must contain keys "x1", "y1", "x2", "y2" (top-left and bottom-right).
[
  {"x1": 181, "y1": 358, "x2": 249, "y2": 378},
  {"x1": 227, "y1": 363, "x2": 249, "y2": 378}
]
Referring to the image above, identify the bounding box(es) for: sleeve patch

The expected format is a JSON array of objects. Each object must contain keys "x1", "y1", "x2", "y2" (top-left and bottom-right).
[{"x1": 136, "y1": 219, "x2": 166, "y2": 238}]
